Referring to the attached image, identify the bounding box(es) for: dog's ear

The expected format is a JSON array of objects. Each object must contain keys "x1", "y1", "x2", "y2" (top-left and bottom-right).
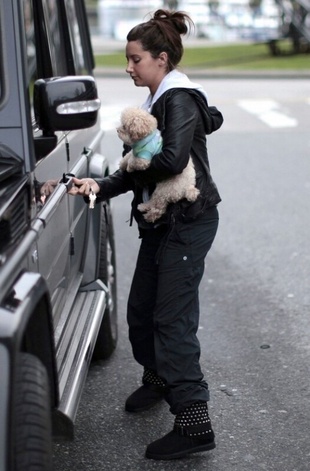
[
  {"x1": 120, "y1": 107, "x2": 136, "y2": 127},
  {"x1": 128, "y1": 116, "x2": 151, "y2": 141},
  {"x1": 121, "y1": 108, "x2": 158, "y2": 141}
]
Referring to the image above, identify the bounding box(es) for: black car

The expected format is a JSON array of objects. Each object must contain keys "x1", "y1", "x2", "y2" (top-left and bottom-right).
[{"x1": 0, "y1": 1, "x2": 117, "y2": 469}]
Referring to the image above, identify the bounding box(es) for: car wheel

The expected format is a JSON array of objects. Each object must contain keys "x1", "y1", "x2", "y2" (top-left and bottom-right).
[
  {"x1": 92, "y1": 202, "x2": 118, "y2": 360},
  {"x1": 14, "y1": 353, "x2": 53, "y2": 471}
]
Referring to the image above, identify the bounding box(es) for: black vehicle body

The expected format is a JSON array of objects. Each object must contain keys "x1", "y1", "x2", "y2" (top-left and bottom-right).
[{"x1": 0, "y1": 1, "x2": 117, "y2": 469}]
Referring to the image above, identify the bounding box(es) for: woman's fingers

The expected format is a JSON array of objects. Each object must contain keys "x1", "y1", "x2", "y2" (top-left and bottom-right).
[
  {"x1": 68, "y1": 177, "x2": 99, "y2": 196},
  {"x1": 67, "y1": 185, "x2": 79, "y2": 196}
]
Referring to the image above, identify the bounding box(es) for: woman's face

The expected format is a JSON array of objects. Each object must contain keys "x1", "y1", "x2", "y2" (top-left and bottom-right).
[{"x1": 125, "y1": 40, "x2": 168, "y2": 95}]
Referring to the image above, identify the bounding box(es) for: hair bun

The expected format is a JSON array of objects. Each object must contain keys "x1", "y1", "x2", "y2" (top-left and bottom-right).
[
  {"x1": 126, "y1": 9, "x2": 193, "y2": 71},
  {"x1": 153, "y1": 9, "x2": 193, "y2": 36}
]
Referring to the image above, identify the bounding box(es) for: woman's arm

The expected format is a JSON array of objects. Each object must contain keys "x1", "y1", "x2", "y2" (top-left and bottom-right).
[
  {"x1": 68, "y1": 169, "x2": 134, "y2": 200},
  {"x1": 129, "y1": 92, "x2": 198, "y2": 186},
  {"x1": 152, "y1": 92, "x2": 198, "y2": 174}
]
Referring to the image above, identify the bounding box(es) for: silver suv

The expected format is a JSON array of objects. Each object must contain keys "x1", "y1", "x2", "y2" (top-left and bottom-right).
[{"x1": 0, "y1": 1, "x2": 117, "y2": 470}]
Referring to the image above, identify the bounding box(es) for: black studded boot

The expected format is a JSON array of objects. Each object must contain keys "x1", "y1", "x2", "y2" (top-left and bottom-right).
[
  {"x1": 145, "y1": 402, "x2": 215, "y2": 460},
  {"x1": 125, "y1": 368, "x2": 167, "y2": 412}
]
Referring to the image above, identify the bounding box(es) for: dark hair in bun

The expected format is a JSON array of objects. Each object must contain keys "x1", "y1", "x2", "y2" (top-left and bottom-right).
[{"x1": 127, "y1": 9, "x2": 193, "y2": 71}]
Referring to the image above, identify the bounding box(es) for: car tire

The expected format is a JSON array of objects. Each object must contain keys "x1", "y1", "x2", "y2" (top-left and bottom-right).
[
  {"x1": 92, "y1": 202, "x2": 118, "y2": 360},
  {"x1": 14, "y1": 353, "x2": 53, "y2": 471}
]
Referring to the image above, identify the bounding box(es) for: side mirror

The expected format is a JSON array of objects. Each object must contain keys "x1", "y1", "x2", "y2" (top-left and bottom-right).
[{"x1": 34, "y1": 75, "x2": 101, "y2": 133}]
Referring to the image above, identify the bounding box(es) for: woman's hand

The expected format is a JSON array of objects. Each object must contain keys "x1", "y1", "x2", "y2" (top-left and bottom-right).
[
  {"x1": 68, "y1": 177, "x2": 100, "y2": 196},
  {"x1": 40, "y1": 179, "x2": 59, "y2": 197}
]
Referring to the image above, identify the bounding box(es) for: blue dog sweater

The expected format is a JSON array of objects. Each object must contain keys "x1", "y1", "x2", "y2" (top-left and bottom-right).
[{"x1": 131, "y1": 130, "x2": 163, "y2": 161}]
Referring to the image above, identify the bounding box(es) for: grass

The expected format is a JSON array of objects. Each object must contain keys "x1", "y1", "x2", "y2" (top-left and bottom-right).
[{"x1": 94, "y1": 41, "x2": 310, "y2": 71}]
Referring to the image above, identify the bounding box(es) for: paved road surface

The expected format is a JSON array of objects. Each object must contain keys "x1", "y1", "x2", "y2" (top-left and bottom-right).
[{"x1": 53, "y1": 76, "x2": 310, "y2": 471}]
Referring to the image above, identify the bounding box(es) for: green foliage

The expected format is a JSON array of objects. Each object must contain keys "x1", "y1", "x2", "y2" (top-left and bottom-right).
[
  {"x1": 94, "y1": 41, "x2": 310, "y2": 70},
  {"x1": 95, "y1": 51, "x2": 127, "y2": 68}
]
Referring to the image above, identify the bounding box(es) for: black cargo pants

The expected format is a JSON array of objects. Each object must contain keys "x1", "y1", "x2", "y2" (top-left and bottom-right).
[{"x1": 127, "y1": 206, "x2": 219, "y2": 415}]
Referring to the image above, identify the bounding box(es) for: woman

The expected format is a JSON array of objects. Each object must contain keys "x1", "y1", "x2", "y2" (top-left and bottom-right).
[{"x1": 70, "y1": 9, "x2": 223, "y2": 461}]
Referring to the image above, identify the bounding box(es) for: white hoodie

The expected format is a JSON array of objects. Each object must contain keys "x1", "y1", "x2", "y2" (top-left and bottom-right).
[{"x1": 141, "y1": 69, "x2": 208, "y2": 112}]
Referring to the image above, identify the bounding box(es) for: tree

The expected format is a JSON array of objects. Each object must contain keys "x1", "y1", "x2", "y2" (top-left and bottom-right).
[{"x1": 163, "y1": 0, "x2": 179, "y2": 9}]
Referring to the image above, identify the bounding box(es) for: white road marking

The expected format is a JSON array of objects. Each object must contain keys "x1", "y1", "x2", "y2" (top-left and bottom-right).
[
  {"x1": 99, "y1": 105, "x2": 124, "y2": 131},
  {"x1": 238, "y1": 99, "x2": 298, "y2": 128},
  {"x1": 100, "y1": 99, "x2": 302, "y2": 132}
]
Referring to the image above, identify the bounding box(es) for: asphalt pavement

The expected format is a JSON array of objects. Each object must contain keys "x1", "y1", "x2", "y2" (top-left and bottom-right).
[{"x1": 53, "y1": 76, "x2": 310, "y2": 471}]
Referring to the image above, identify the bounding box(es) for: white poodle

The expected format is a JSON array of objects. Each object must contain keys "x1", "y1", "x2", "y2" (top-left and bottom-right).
[{"x1": 117, "y1": 107, "x2": 199, "y2": 223}]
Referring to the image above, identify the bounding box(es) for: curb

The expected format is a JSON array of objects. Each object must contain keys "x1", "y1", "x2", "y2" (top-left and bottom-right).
[{"x1": 94, "y1": 67, "x2": 310, "y2": 80}]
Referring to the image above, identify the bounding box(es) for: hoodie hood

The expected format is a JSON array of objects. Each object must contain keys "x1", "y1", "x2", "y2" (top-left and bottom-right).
[
  {"x1": 142, "y1": 69, "x2": 208, "y2": 111},
  {"x1": 183, "y1": 88, "x2": 224, "y2": 135},
  {"x1": 142, "y1": 69, "x2": 223, "y2": 135}
]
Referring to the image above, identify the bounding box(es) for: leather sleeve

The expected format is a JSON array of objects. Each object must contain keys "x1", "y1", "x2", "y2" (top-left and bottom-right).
[
  {"x1": 129, "y1": 92, "x2": 199, "y2": 186},
  {"x1": 94, "y1": 169, "x2": 135, "y2": 201}
]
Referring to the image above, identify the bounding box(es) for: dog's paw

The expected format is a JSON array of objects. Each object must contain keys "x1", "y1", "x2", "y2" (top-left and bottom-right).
[
  {"x1": 143, "y1": 208, "x2": 163, "y2": 223},
  {"x1": 185, "y1": 187, "x2": 200, "y2": 202},
  {"x1": 119, "y1": 160, "x2": 127, "y2": 171},
  {"x1": 137, "y1": 203, "x2": 148, "y2": 213},
  {"x1": 127, "y1": 158, "x2": 150, "y2": 172},
  {"x1": 126, "y1": 161, "x2": 137, "y2": 172}
]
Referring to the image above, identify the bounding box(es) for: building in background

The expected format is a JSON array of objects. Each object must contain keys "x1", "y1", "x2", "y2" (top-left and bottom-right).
[
  {"x1": 95, "y1": 0, "x2": 284, "y2": 41},
  {"x1": 97, "y1": 0, "x2": 163, "y2": 39}
]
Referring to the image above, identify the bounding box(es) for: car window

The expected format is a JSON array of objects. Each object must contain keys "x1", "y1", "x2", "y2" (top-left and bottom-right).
[
  {"x1": 23, "y1": 0, "x2": 68, "y2": 84},
  {"x1": 64, "y1": 0, "x2": 88, "y2": 74},
  {"x1": 23, "y1": 0, "x2": 63, "y2": 110},
  {"x1": 41, "y1": 0, "x2": 68, "y2": 76},
  {"x1": 24, "y1": 0, "x2": 35, "y2": 80},
  {"x1": 23, "y1": 0, "x2": 93, "y2": 98}
]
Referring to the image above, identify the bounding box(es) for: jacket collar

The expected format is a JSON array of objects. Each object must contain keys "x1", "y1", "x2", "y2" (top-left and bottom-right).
[{"x1": 142, "y1": 69, "x2": 209, "y2": 112}]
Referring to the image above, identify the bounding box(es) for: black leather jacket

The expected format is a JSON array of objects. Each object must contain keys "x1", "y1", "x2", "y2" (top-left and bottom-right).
[{"x1": 95, "y1": 88, "x2": 223, "y2": 227}]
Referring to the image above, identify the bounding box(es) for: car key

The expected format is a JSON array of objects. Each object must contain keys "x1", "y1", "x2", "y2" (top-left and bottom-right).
[{"x1": 89, "y1": 188, "x2": 97, "y2": 209}]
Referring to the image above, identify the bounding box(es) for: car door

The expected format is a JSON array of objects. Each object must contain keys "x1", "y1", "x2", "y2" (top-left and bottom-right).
[{"x1": 23, "y1": 0, "x2": 95, "y2": 324}]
